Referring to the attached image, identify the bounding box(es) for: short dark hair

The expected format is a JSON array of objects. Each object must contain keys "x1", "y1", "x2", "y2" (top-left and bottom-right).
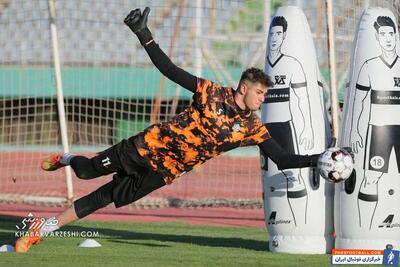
[
  {"x1": 270, "y1": 16, "x2": 288, "y2": 32},
  {"x1": 239, "y1": 67, "x2": 273, "y2": 88},
  {"x1": 374, "y1": 16, "x2": 396, "y2": 33}
]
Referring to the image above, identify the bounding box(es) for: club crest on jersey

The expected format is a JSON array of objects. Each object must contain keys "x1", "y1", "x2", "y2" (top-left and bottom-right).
[
  {"x1": 274, "y1": 75, "x2": 286, "y2": 85},
  {"x1": 394, "y1": 77, "x2": 400, "y2": 87},
  {"x1": 232, "y1": 123, "x2": 241, "y2": 132}
]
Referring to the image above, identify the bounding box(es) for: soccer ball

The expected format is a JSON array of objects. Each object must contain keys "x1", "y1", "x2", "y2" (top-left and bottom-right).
[{"x1": 317, "y1": 147, "x2": 354, "y2": 183}]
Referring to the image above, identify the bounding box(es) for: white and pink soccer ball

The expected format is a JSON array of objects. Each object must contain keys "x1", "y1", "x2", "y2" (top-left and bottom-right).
[{"x1": 317, "y1": 147, "x2": 354, "y2": 183}]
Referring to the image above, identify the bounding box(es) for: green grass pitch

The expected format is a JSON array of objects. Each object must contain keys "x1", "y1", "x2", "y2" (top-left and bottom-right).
[{"x1": 0, "y1": 215, "x2": 337, "y2": 267}]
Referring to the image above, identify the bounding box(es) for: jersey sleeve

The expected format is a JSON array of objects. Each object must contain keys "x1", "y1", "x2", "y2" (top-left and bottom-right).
[
  {"x1": 290, "y1": 59, "x2": 307, "y2": 89},
  {"x1": 193, "y1": 77, "x2": 223, "y2": 106},
  {"x1": 258, "y1": 138, "x2": 319, "y2": 170},
  {"x1": 144, "y1": 41, "x2": 197, "y2": 92},
  {"x1": 241, "y1": 117, "x2": 271, "y2": 146},
  {"x1": 356, "y1": 62, "x2": 371, "y2": 91}
]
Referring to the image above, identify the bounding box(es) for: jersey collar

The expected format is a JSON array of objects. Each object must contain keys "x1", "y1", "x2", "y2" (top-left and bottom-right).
[{"x1": 379, "y1": 55, "x2": 399, "y2": 69}]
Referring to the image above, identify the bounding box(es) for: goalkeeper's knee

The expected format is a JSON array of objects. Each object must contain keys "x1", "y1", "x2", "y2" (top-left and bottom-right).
[
  {"x1": 73, "y1": 181, "x2": 114, "y2": 219},
  {"x1": 71, "y1": 143, "x2": 126, "y2": 179},
  {"x1": 70, "y1": 156, "x2": 104, "y2": 179}
]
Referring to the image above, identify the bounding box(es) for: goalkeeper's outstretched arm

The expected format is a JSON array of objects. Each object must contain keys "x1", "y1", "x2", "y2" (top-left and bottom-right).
[
  {"x1": 124, "y1": 7, "x2": 197, "y2": 93},
  {"x1": 259, "y1": 138, "x2": 320, "y2": 170}
]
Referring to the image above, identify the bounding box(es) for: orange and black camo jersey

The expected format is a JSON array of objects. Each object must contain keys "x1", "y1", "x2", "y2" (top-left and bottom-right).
[{"x1": 134, "y1": 77, "x2": 271, "y2": 184}]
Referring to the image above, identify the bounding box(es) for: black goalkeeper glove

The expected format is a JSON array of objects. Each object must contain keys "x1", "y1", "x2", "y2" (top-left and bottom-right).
[
  {"x1": 342, "y1": 146, "x2": 355, "y2": 162},
  {"x1": 326, "y1": 137, "x2": 355, "y2": 161},
  {"x1": 124, "y1": 7, "x2": 153, "y2": 46}
]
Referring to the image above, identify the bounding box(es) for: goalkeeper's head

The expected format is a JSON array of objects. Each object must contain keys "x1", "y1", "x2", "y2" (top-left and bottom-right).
[{"x1": 235, "y1": 68, "x2": 273, "y2": 111}]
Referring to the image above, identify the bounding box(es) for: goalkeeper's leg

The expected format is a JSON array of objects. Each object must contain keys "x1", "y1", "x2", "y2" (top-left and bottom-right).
[
  {"x1": 15, "y1": 170, "x2": 165, "y2": 253},
  {"x1": 41, "y1": 153, "x2": 119, "y2": 179},
  {"x1": 41, "y1": 140, "x2": 133, "y2": 179},
  {"x1": 15, "y1": 181, "x2": 114, "y2": 253}
]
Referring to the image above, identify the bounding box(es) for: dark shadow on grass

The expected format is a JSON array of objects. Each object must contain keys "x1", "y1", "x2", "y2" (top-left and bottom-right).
[
  {"x1": 111, "y1": 241, "x2": 171, "y2": 248},
  {"x1": 63, "y1": 224, "x2": 269, "y2": 252},
  {"x1": 0, "y1": 215, "x2": 269, "y2": 252},
  {"x1": 0, "y1": 215, "x2": 24, "y2": 245}
]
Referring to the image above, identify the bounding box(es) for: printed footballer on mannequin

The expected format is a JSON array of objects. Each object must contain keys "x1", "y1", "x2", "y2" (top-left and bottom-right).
[
  {"x1": 350, "y1": 16, "x2": 400, "y2": 230},
  {"x1": 264, "y1": 16, "x2": 314, "y2": 226}
]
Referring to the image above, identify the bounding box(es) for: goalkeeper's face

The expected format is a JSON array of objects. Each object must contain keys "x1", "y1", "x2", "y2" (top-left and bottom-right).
[{"x1": 242, "y1": 81, "x2": 268, "y2": 111}]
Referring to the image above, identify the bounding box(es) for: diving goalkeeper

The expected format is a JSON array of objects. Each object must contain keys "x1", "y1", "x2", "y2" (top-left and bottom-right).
[{"x1": 16, "y1": 7, "x2": 322, "y2": 253}]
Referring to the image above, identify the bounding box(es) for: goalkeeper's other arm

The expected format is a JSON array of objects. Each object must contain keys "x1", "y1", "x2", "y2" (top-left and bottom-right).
[
  {"x1": 258, "y1": 138, "x2": 320, "y2": 170},
  {"x1": 124, "y1": 7, "x2": 153, "y2": 46},
  {"x1": 124, "y1": 6, "x2": 197, "y2": 92}
]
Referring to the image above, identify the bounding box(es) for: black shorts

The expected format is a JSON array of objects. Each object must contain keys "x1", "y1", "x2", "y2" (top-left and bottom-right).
[
  {"x1": 262, "y1": 121, "x2": 296, "y2": 171},
  {"x1": 367, "y1": 125, "x2": 400, "y2": 173},
  {"x1": 92, "y1": 136, "x2": 166, "y2": 208}
]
